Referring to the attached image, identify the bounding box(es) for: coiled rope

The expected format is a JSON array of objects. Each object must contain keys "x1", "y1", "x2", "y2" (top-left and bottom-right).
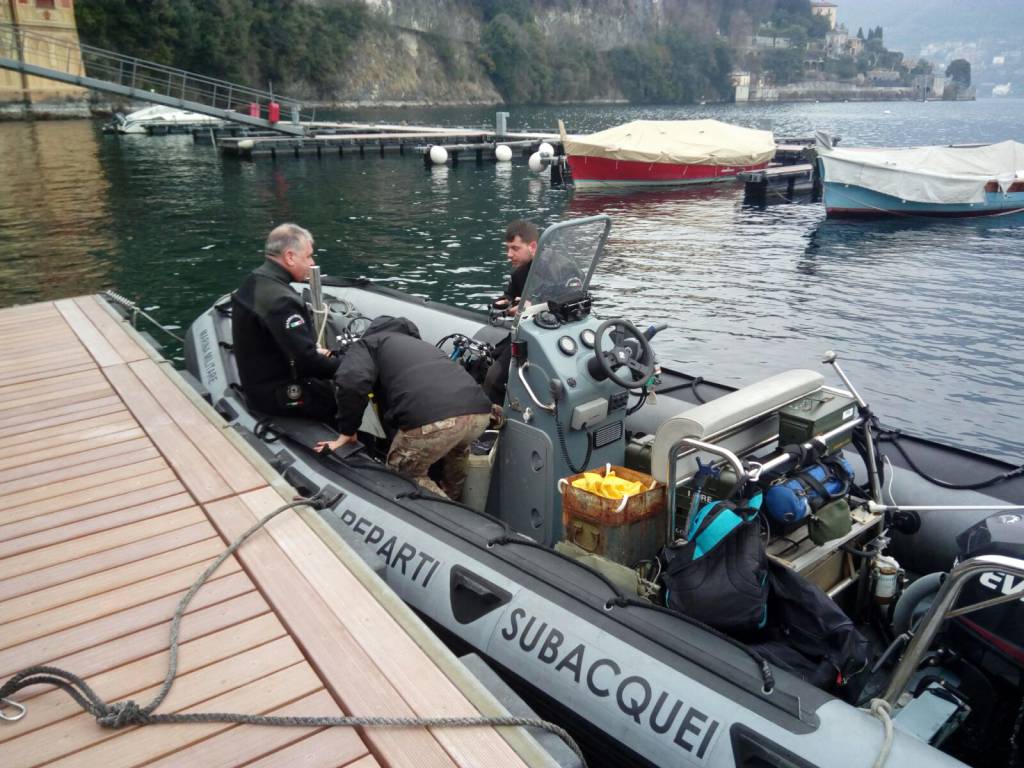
[{"x1": 0, "y1": 496, "x2": 586, "y2": 766}]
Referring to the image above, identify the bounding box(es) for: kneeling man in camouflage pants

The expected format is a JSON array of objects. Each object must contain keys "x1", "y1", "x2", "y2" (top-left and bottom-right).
[{"x1": 315, "y1": 316, "x2": 492, "y2": 500}]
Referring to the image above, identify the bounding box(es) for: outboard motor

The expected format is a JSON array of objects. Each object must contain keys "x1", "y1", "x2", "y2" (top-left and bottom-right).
[
  {"x1": 953, "y1": 512, "x2": 1024, "y2": 672},
  {"x1": 882, "y1": 513, "x2": 1024, "y2": 759}
]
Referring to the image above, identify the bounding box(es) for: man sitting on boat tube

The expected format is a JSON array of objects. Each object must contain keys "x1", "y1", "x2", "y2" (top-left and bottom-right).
[
  {"x1": 484, "y1": 219, "x2": 538, "y2": 404},
  {"x1": 315, "y1": 316, "x2": 492, "y2": 500},
  {"x1": 231, "y1": 223, "x2": 340, "y2": 423}
]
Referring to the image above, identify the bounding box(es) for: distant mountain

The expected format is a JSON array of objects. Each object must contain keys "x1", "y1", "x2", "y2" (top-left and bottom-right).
[{"x1": 838, "y1": 0, "x2": 1024, "y2": 55}]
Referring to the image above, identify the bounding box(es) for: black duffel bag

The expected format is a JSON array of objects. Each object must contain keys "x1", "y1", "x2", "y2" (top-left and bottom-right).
[
  {"x1": 662, "y1": 492, "x2": 769, "y2": 634},
  {"x1": 748, "y1": 560, "x2": 871, "y2": 697}
]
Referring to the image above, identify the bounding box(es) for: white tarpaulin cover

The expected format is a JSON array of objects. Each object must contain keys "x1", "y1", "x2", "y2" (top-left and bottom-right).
[
  {"x1": 561, "y1": 120, "x2": 776, "y2": 167},
  {"x1": 817, "y1": 137, "x2": 1024, "y2": 204}
]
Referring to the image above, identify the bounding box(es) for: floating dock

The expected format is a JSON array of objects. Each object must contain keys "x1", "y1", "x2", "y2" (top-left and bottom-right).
[
  {"x1": 215, "y1": 126, "x2": 559, "y2": 162},
  {"x1": 739, "y1": 163, "x2": 819, "y2": 203},
  {"x1": 0, "y1": 297, "x2": 553, "y2": 768}
]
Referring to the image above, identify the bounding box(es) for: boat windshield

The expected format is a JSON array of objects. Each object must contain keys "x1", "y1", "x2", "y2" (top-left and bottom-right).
[{"x1": 517, "y1": 215, "x2": 610, "y2": 317}]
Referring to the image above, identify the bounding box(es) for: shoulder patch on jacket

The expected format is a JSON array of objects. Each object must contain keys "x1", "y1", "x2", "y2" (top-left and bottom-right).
[{"x1": 284, "y1": 314, "x2": 306, "y2": 330}]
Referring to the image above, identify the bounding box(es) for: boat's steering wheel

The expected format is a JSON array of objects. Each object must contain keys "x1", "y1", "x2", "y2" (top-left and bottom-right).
[{"x1": 592, "y1": 319, "x2": 655, "y2": 389}]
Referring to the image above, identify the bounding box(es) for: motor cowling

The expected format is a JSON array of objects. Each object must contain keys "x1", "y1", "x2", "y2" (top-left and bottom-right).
[{"x1": 953, "y1": 512, "x2": 1024, "y2": 671}]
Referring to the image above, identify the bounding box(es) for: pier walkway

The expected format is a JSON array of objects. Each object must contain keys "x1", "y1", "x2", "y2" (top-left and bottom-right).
[
  {"x1": 0, "y1": 297, "x2": 544, "y2": 768},
  {"x1": 0, "y1": 24, "x2": 303, "y2": 135}
]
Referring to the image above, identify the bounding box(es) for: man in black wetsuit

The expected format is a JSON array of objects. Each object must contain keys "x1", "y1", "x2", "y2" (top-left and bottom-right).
[
  {"x1": 315, "y1": 316, "x2": 492, "y2": 500},
  {"x1": 231, "y1": 223, "x2": 340, "y2": 423},
  {"x1": 484, "y1": 219, "x2": 538, "y2": 404}
]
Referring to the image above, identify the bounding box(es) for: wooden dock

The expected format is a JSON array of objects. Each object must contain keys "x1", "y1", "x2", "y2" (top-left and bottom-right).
[{"x1": 0, "y1": 297, "x2": 550, "y2": 768}]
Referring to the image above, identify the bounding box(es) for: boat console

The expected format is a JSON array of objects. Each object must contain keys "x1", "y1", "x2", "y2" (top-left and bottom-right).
[
  {"x1": 485, "y1": 216, "x2": 879, "y2": 599},
  {"x1": 494, "y1": 217, "x2": 655, "y2": 545}
]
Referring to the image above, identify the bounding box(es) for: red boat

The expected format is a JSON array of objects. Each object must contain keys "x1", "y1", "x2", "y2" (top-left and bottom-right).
[{"x1": 560, "y1": 119, "x2": 775, "y2": 188}]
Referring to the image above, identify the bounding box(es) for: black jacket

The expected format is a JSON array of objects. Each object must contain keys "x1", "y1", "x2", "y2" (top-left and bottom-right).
[
  {"x1": 231, "y1": 260, "x2": 339, "y2": 405},
  {"x1": 333, "y1": 316, "x2": 491, "y2": 436},
  {"x1": 503, "y1": 260, "x2": 532, "y2": 303}
]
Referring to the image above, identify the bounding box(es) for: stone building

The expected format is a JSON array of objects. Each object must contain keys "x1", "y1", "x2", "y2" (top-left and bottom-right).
[
  {"x1": 811, "y1": 2, "x2": 838, "y2": 31},
  {"x1": 0, "y1": 0, "x2": 89, "y2": 117}
]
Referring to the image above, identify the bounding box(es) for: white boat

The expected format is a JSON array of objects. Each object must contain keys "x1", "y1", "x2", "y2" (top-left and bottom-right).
[
  {"x1": 104, "y1": 105, "x2": 224, "y2": 135},
  {"x1": 817, "y1": 134, "x2": 1024, "y2": 218}
]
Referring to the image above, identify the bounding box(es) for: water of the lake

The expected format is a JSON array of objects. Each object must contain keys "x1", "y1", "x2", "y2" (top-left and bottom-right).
[{"x1": 0, "y1": 99, "x2": 1022, "y2": 461}]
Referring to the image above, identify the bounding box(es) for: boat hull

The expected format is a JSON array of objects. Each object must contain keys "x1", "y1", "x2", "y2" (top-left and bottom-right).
[
  {"x1": 180, "y1": 280, "x2": 1024, "y2": 768},
  {"x1": 823, "y1": 181, "x2": 1024, "y2": 218},
  {"x1": 567, "y1": 155, "x2": 767, "y2": 187}
]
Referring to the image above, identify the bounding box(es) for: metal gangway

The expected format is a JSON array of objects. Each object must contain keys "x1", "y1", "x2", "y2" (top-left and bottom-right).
[{"x1": 0, "y1": 23, "x2": 305, "y2": 136}]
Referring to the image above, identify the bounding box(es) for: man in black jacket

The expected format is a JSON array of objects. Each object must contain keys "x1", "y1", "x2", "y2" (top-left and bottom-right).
[
  {"x1": 493, "y1": 219, "x2": 537, "y2": 316},
  {"x1": 484, "y1": 219, "x2": 538, "y2": 404},
  {"x1": 231, "y1": 223, "x2": 340, "y2": 422},
  {"x1": 315, "y1": 316, "x2": 491, "y2": 500}
]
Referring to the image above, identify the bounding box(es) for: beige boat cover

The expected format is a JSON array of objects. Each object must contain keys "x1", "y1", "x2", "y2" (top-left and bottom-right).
[
  {"x1": 817, "y1": 137, "x2": 1024, "y2": 204},
  {"x1": 561, "y1": 120, "x2": 776, "y2": 167}
]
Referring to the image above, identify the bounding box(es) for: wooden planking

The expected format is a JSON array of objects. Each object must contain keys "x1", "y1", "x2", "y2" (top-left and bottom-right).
[
  {"x1": 0, "y1": 456, "x2": 170, "y2": 521},
  {"x1": 0, "y1": 410, "x2": 138, "y2": 455},
  {"x1": 0, "y1": 481, "x2": 185, "y2": 548},
  {"x1": 143, "y1": 690, "x2": 366, "y2": 768},
  {"x1": 0, "y1": 613, "x2": 286, "y2": 743},
  {"x1": 129, "y1": 358, "x2": 266, "y2": 495},
  {"x1": 0, "y1": 301, "x2": 61, "y2": 320},
  {"x1": 0, "y1": 556, "x2": 242, "y2": 649},
  {"x1": 0, "y1": 388, "x2": 123, "y2": 429},
  {"x1": 0, "y1": 536, "x2": 232, "y2": 621},
  {"x1": 230, "y1": 488, "x2": 531, "y2": 768},
  {"x1": 0, "y1": 394, "x2": 124, "y2": 436},
  {"x1": 104, "y1": 363, "x2": 235, "y2": 503},
  {"x1": 0, "y1": 357, "x2": 96, "y2": 388},
  {"x1": 0, "y1": 570, "x2": 253, "y2": 680},
  {"x1": 4, "y1": 642, "x2": 311, "y2": 767},
  {"x1": 0, "y1": 465, "x2": 178, "y2": 529},
  {"x1": 205, "y1": 494, "x2": 462, "y2": 768},
  {"x1": 30, "y1": 592, "x2": 271, "y2": 696},
  {"x1": 0, "y1": 367, "x2": 109, "y2": 401},
  {"x1": 0, "y1": 521, "x2": 218, "y2": 603},
  {"x1": 0, "y1": 438, "x2": 158, "y2": 499},
  {"x1": 243, "y1": 725, "x2": 375, "y2": 768},
  {"x1": 54, "y1": 665, "x2": 324, "y2": 768},
  {"x1": 0, "y1": 325, "x2": 90, "y2": 347},
  {"x1": 0, "y1": 488, "x2": 191, "y2": 555},
  {"x1": 0, "y1": 297, "x2": 530, "y2": 768},
  {"x1": 55, "y1": 297, "x2": 125, "y2": 367},
  {"x1": 0, "y1": 506, "x2": 207, "y2": 581},
  {"x1": 345, "y1": 756, "x2": 384, "y2": 768},
  {"x1": 73, "y1": 296, "x2": 151, "y2": 364},
  {"x1": 0, "y1": 332, "x2": 86, "y2": 354},
  {"x1": 0, "y1": 429, "x2": 148, "y2": 481}
]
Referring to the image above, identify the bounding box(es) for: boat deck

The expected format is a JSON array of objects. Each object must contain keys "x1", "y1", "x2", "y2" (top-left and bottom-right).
[{"x1": 0, "y1": 297, "x2": 536, "y2": 768}]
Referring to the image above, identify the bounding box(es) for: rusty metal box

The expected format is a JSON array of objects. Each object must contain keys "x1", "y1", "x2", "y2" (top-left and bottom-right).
[{"x1": 560, "y1": 465, "x2": 667, "y2": 567}]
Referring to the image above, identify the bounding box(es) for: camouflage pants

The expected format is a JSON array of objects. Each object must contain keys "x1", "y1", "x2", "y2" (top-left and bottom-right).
[{"x1": 387, "y1": 412, "x2": 490, "y2": 500}]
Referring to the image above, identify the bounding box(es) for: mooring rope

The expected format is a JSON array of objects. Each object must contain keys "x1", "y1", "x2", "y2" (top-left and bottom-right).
[
  {"x1": 866, "y1": 698, "x2": 894, "y2": 768},
  {"x1": 103, "y1": 290, "x2": 184, "y2": 342},
  {"x1": 0, "y1": 496, "x2": 586, "y2": 766}
]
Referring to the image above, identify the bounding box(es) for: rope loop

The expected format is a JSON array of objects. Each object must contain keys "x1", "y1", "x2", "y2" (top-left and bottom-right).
[{"x1": 98, "y1": 700, "x2": 147, "y2": 729}]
